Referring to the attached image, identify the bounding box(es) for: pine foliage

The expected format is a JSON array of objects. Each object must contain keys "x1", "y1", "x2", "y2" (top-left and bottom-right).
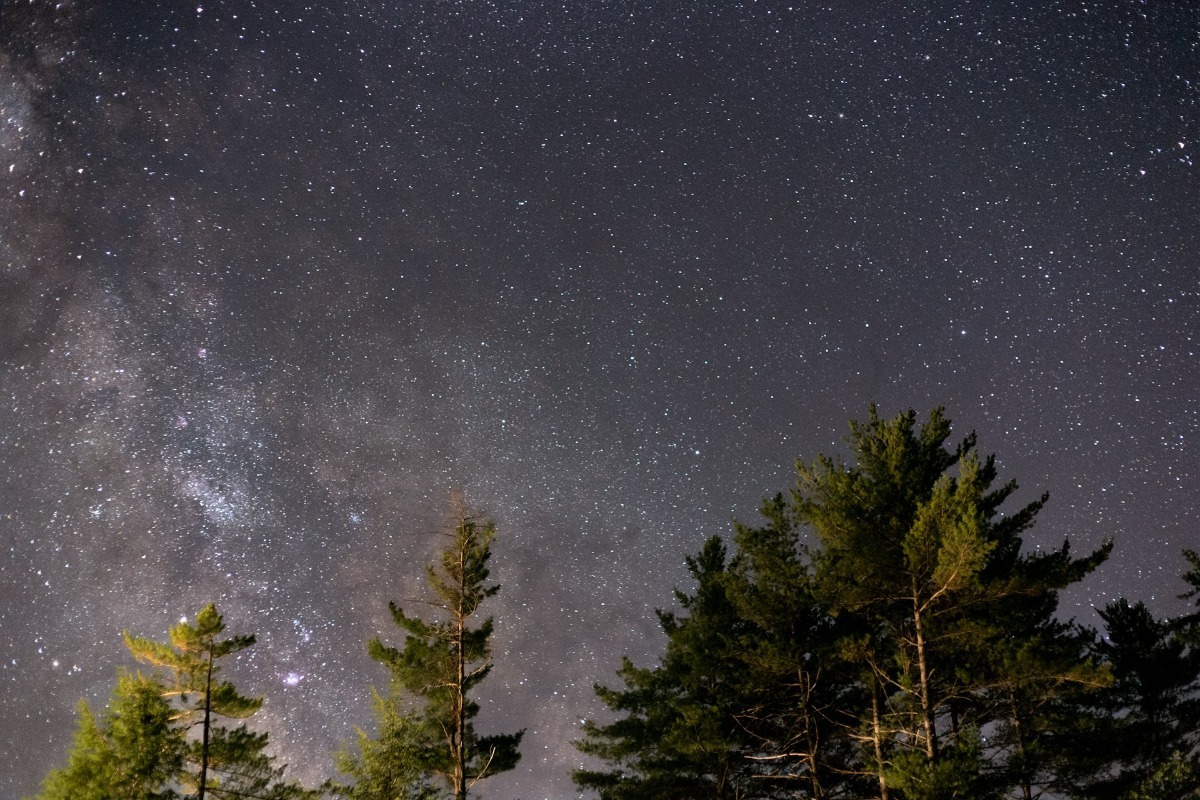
[
  {"x1": 33, "y1": 604, "x2": 315, "y2": 800},
  {"x1": 576, "y1": 406, "x2": 1131, "y2": 800},
  {"x1": 123, "y1": 604, "x2": 316, "y2": 800},
  {"x1": 33, "y1": 673, "x2": 184, "y2": 800},
  {"x1": 339, "y1": 513, "x2": 523, "y2": 800}
]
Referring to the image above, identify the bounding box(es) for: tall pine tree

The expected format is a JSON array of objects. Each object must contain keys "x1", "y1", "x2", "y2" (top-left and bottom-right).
[
  {"x1": 1077, "y1": 597, "x2": 1200, "y2": 799},
  {"x1": 340, "y1": 511, "x2": 522, "y2": 800},
  {"x1": 796, "y1": 406, "x2": 1109, "y2": 799},
  {"x1": 723, "y1": 495, "x2": 866, "y2": 799},
  {"x1": 125, "y1": 603, "x2": 315, "y2": 800}
]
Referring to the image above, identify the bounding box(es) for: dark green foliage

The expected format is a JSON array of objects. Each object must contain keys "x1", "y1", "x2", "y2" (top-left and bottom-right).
[
  {"x1": 983, "y1": 620, "x2": 1111, "y2": 799},
  {"x1": 1125, "y1": 750, "x2": 1200, "y2": 800},
  {"x1": 1073, "y1": 599, "x2": 1200, "y2": 799},
  {"x1": 796, "y1": 406, "x2": 1109, "y2": 799},
  {"x1": 1179, "y1": 549, "x2": 1200, "y2": 646},
  {"x1": 724, "y1": 496, "x2": 867, "y2": 799},
  {"x1": 575, "y1": 516, "x2": 867, "y2": 799},
  {"x1": 575, "y1": 536, "x2": 762, "y2": 799},
  {"x1": 339, "y1": 514, "x2": 522, "y2": 800},
  {"x1": 577, "y1": 406, "x2": 1122, "y2": 800},
  {"x1": 334, "y1": 690, "x2": 444, "y2": 800},
  {"x1": 886, "y1": 728, "x2": 989, "y2": 800},
  {"x1": 33, "y1": 701, "x2": 114, "y2": 800}
]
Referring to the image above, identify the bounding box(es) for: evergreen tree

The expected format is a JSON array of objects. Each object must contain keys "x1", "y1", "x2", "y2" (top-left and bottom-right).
[
  {"x1": 33, "y1": 701, "x2": 112, "y2": 800},
  {"x1": 974, "y1": 535, "x2": 1113, "y2": 800},
  {"x1": 574, "y1": 536, "x2": 763, "y2": 799},
  {"x1": 125, "y1": 603, "x2": 315, "y2": 800},
  {"x1": 1179, "y1": 549, "x2": 1200, "y2": 646},
  {"x1": 1075, "y1": 598, "x2": 1200, "y2": 799},
  {"x1": 577, "y1": 406, "x2": 1115, "y2": 800},
  {"x1": 342, "y1": 512, "x2": 522, "y2": 800},
  {"x1": 723, "y1": 495, "x2": 866, "y2": 799},
  {"x1": 32, "y1": 671, "x2": 184, "y2": 800},
  {"x1": 983, "y1": 619, "x2": 1110, "y2": 799},
  {"x1": 1125, "y1": 750, "x2": 1200, "y2": 800},
  {"x1": 795, "y1": 406, "x2": 1108, "y2": 800},
  {"x1": 334, "y1": 689, "x2": 442, "y2": 800},
  {"x1": 795, "y1": 408, "x2": 995, "y2": 797},
  {"x1": 574, "y1": 504, "x2": 865, "y2": 800}
]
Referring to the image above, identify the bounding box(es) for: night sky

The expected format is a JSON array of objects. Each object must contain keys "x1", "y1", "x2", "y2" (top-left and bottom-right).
[{"x1": 1, "y1": 2, "x2": 1197, "y2": 798}]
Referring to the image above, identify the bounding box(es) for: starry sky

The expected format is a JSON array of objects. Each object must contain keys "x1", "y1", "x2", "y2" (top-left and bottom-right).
[{"x1": 0, "y1": 1, "x2": 1197, "y2": 798}]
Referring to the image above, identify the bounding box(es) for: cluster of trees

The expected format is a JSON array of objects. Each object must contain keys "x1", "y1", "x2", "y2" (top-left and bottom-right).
[
  {"x1": 31, "y1": 407, "x2": 1200, "y2": 799},
  {"x1": 33, "y1": 513, "x2": 522, "y2": 800},
  {"x1": 575, "y1": 407, "x2": 1200, "y2": 799},
  {"x1": 39, "y1": 603, "x2": 318, "y2": 800}
]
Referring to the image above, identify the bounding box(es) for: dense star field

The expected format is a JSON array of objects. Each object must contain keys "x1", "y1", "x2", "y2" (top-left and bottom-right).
[{"x1": 1, "y1": 2, "x2": 1197, "y2": 797}]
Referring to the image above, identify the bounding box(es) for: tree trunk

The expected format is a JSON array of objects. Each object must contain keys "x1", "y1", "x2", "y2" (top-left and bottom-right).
[
  {"x1": 198, "y1": 647, "x2": 214, "y2": 800},
  {"x1": 800, "y1": 668, "x2": 824, "y2": 800},
  {"x1": 1008, "y1": 685, "x2": 1033, "y2": 800},
  {"x1": 454, "y1": 525, "x2": 468, "y2": 800},
  {"x1": 912, "y1": 590, "x2": 937, "y2": 762},
  {"x1": 872, "y1": 680, "x2": 890, "y2": 800}
]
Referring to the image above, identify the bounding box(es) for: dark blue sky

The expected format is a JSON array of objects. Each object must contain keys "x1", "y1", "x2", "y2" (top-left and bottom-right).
[{"x1": 1, "y1": 2, "x2": 1196, "y2": 797}]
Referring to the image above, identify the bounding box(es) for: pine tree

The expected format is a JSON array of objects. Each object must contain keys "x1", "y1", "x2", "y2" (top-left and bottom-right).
[
  {"x1": 975, "y1": 541, "x2": 1113, "y2": 800},
  {"x1": 574, "y1": 504, "x2": 866, "y2": 800},
  {"x1": 343, "y1": 512, "x2": 522, "y2": 800},
  {"x1": 334, "y1": 689, "x2": 443, "y2": 800},
  {"x1": 795, "y1": 406, "x2": 1109, "y2": 799},
  {"x1": 796, "y1": 408, "x2": 990, "y2": 797},
  {"x1": 125, "y1": 603, "x2": 315, "y2": 800},
  {"x1": 1125, "y1": 751, "x2": 1200, "y2": 800},
  {"x1": 1179, "y1": 549, "x2": 1200, "y2": 645},
  {"x1": 982, "y1": 619, "x2": 1109, "y2": 799},
  {"x1": 723, "y1": 495, "x2": 866, "y2": 799},
  {"x1": 33, "y1": 700, "x2": 112, "y2": 800},
  {"x1": 32, "y1": 671, "x2": 184, "y2": 800},
  {"x1": 577, "y1": 406, "x2": 1114, "y2": 799},
  {"x1": 1076, "y1": 598, "x2": 1200, "y2": 799},
  {"x1": 574, "y1": 405, "x2": 1200, "y2": 800},
  {"x1": 574, "y1": 536, "x2": 761, "y2": 799}
]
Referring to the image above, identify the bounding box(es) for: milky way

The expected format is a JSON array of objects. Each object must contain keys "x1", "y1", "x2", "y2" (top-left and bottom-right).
[{"x1": 1, "y1": 3, "x2": 1197, "y2": 798}]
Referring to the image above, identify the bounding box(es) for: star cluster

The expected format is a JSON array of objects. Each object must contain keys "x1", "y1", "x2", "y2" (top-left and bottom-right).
[{"x1": 1, "y1": 2, "x2": 1197, "y2": 798}]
